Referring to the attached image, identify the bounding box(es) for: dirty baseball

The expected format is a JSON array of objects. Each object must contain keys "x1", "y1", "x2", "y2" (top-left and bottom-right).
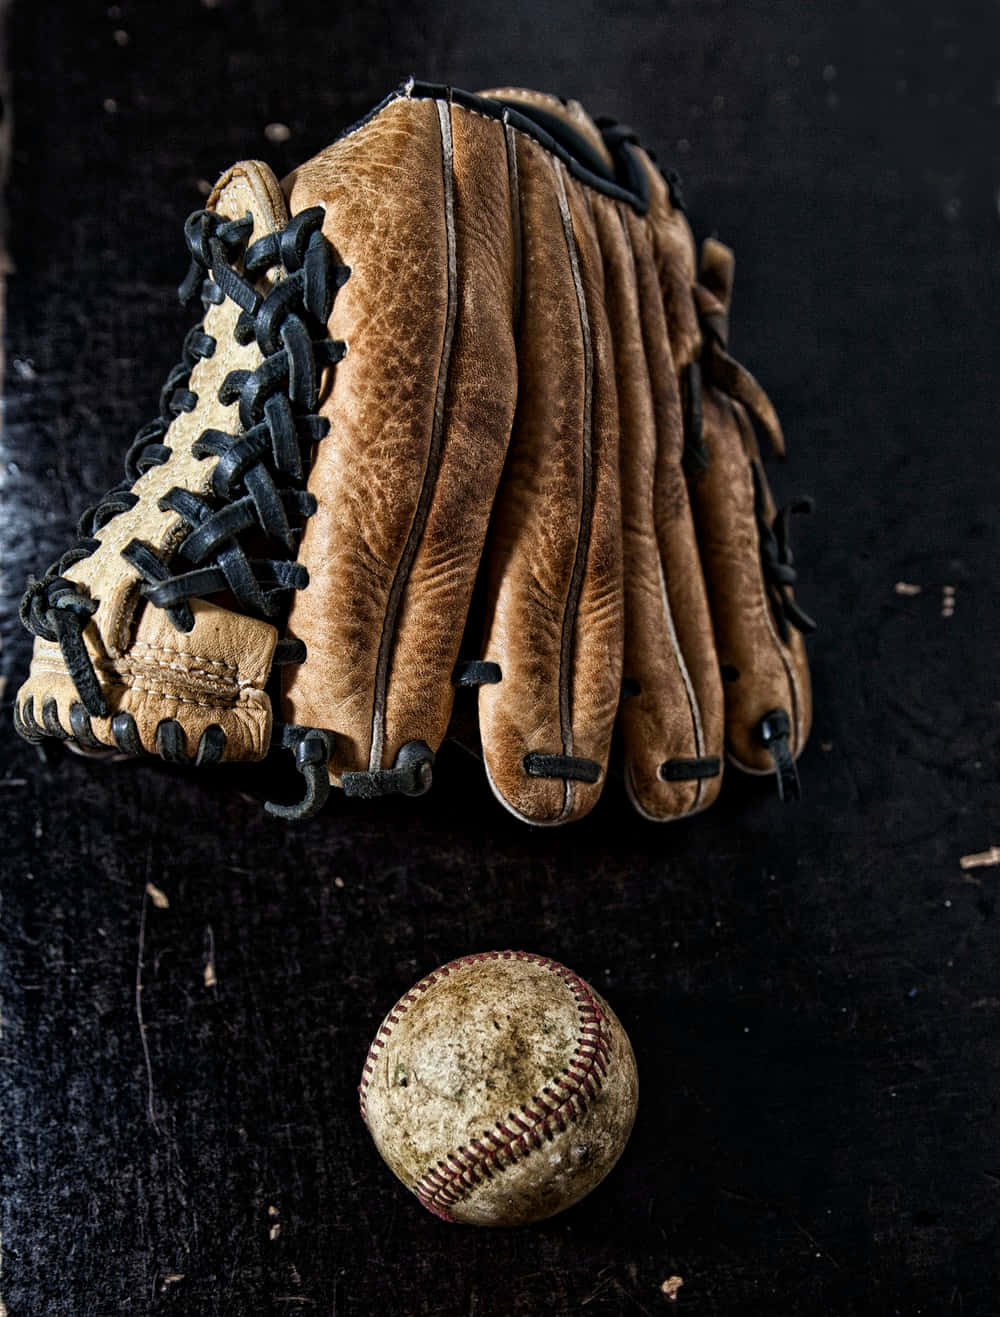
[{"x1": 359, "y1": 950, "x2": 639, "y2": 1226}]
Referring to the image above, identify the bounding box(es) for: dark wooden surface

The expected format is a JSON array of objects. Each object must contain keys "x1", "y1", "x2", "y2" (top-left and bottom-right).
[{"x1": 2, "y1": 2, "x2": 998, "y2": 1313}]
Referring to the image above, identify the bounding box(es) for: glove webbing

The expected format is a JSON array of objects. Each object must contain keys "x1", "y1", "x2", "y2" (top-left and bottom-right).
[{"x1": 20, "y1": 207, "x2": 348, "y2": 777}]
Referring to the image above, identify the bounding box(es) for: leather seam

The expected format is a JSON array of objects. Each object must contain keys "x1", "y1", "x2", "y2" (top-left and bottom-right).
[
  {"x1": 504, "y1": 115, "x2": 524, "y2": 334},
  {"x1": 106, "y1": 659, "x2": 239, "y2": 683},
  {"x1": 552, "y1": 161, "x2": 596, "y2": 823},
  {"x1": 102, "y1": 677, "x2": 252, "y2": 709},
  {"x1": 127, "y1": 642, "x2": 239, "y2": 672}
]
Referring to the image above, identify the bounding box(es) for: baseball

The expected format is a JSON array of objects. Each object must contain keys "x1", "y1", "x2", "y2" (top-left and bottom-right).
[{"x1": 359, "y1": 950, "x2": 638, "y2": 1226}]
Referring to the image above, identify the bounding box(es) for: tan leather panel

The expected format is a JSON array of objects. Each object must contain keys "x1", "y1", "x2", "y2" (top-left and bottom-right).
[
  {"x1": 594, "y1": 200, "x2": 722, "y2": 820},
  {"x1": 374, "y1": 104, "x2": 519, "y2": 772},
  {"x1": 479, "y1": 140, "x2": 597, "y2": 824},
  {"x1": 279, "y1": 96, "x2": 452, "y2": 778},
  {"x1": 689, "y1": 389, "x2": 809, "y2": 774},
  {"x1": 18, "y1": 599, "x2": 277, "y2": 760}
]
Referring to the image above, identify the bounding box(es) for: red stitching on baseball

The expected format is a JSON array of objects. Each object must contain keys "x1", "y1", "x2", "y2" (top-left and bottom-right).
[{"x1": 359, "y1": 951, "x2": 613, "y2": 1205}]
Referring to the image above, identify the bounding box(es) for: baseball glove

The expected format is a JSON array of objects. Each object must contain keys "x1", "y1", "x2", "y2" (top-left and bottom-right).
[{"x1": 14, "y1": 79, "x2": 814, "y2": 825}]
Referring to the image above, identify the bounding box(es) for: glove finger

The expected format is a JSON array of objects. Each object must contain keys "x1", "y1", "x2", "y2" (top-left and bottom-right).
[
  {"x1": 591, "y1": 199, "x2": 724, "y2": 820},
  {"x1": 638, "y1": 153, "x2": 811, "y2": 800},
  {"x1": 477, "y1": 134, "x2": 623, "y2": 826},
  {"x1": 688, "y1": 388, "x2": 812, "y2": 793},
  {"x1": 280, "y1": 94, "x2": 519, "y2": 791}
]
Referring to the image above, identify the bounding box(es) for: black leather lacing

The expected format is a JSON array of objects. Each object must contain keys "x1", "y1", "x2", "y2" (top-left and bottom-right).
[
  {"x1": 595, "y1": 114, "x2": 686, "y2": 213},
  {"x1": 682, "y1": 299, "x2": 815, "y2": 648},
  {"x1": 342, "y1": 740, "x2": 435, "y2": 800},
  {"x1": 524, "y1": 752, "x2": 601, "y2": 785},
  {"x1": 19, "y1": 203, "x2": 348, "y2": 804},
  {"x1": 679, "y1": 288, "x2": 815, "y2": 802},
  {"x1": 758, "y1": 708, "x2": 800, "y2": 801},
  {"x1": 750, "y1": 464, "x2": 816, "y2": 644},
  {"x1": 681, "y1": 359, "x2": 708, "y2": 476},
  {"x1": 450, "y1": 661, "x2": 602, "y2": 786},
  {"x1": 452, "y1": 659, "x2": 501, "y2": 687},
  {"x1": 124, "y1": 206, "x2": 346, "y2": 636}
]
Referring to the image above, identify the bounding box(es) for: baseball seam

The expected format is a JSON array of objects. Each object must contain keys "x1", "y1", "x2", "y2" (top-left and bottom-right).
[{"x1": 358, "y1": 950, "x2": 612, "y2": 1221}]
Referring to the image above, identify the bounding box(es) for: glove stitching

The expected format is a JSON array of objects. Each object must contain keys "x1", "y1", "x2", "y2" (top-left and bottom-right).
[
  {"x1": 103, "y1": 659, "x2": 245, "y2": 688},
  {"x1": 103, "y1": 676, "x2": 250, "y2": 709},
  {"x1": 128, "y1": 642, "x2": 239, "y2": 673}
]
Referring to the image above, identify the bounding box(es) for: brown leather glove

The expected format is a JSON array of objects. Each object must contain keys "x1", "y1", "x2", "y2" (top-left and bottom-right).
[{"x1": 14, "y1": 79, "x2": 814, "y2": 824}]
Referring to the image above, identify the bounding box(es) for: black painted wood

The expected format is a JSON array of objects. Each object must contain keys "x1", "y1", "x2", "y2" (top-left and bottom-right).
[{"x1": 2, "y1": 2, "x2": 998, "y2": 1313}]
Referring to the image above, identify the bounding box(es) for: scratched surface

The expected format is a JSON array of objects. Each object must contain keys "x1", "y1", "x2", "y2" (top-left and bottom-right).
[{"x1": 2, "y1": 1, "x2": 999, "y2": 1314}]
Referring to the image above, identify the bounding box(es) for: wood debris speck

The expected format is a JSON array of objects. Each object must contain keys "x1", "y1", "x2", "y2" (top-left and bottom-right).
[
  {"x1": 661, "y1": 1275, "x2": 684, "y2": 1301},
  {"x1": 204, "y1": 925, "x2": 217, "y2": 987},
  {"x1": 894, "y1": 581, "x2": 921, "y2": 596},
  {"x1": 145, "y1": 882, "x2": 169, "y2": 909},
  {"x1": 960, "y1": 847, "x2": 1000, "y2": 871}
]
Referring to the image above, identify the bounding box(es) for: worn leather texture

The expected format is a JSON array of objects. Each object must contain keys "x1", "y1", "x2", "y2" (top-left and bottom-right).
[
  {"x1": 14, "y1": 80, "x2": 813, "y2": 822},
  {"x1": 281, "y1": 84, "x2": 811, "y2": 821}
]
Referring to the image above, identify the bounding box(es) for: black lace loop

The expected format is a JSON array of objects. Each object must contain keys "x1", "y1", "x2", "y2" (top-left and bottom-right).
[
  {"x1": 751, "y1": 464, "x2": 816, "y2": 643},
  {"x1": 523, "y1": 752, "x2": 602, "y2": 784},
  {"x1": 681, "y1": 359, "x2": 708, "y2": 476},
  {"x1": 758, "y1": 708, "x2": 801, "y2": 801},
  {"x1": 342, "y1": 741, "x2": 435, "y2": 800},
  {"x1": 20, "y1": 201, "x2": 347, "y2": 727},
  {"x1": 50, "y1": 590, "x2": 107, "y2": 717},
  {"x1": 264, "y1": 725, "x2": 336, "y2": 820}
]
